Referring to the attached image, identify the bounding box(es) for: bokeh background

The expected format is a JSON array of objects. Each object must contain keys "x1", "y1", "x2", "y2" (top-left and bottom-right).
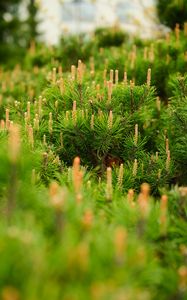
[{"x1": 38, "y1": 0, "x2": 159, "y2": 44}]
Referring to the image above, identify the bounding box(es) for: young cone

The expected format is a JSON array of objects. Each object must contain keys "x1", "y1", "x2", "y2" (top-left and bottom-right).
[
  {"x1": 138, "y1": 183, "x2": 150, "y2": 217},
  {"x1": 127, "y1": 189, "x2": 135, "y2": 206},
  {"x1": 133, "y1": 159, "x2": 138, "y2": 177},
  {"x1": 106, "y1": 167, "x2": 113, "y2": 201},
  {"x1": 175, "y1": 23, "x2": 180, "y2": 42},
  {"x1": 77, "y1": 60, "x2": 83, "y2": 84},
  {"x1": 58, "y1": 65, "x2": 63, "y2": 77},
  {"x1": 72, "y1": 157, "x2": 83, "y2": 202},
  {"x1": 8, "y1": 124, "x2": 20, "y2": 163},
  {"x1": 71, "y1": 65, "x2": 76, "y2": 81},
  {"x1": 82, "y1": 209, "x2": 93, "y2": 229},
  {"x1": 166, "y1": 150, "x2": 170, "y2": 172},
  {"x1": 147, "y1": 68, "x2": 151, "y2": 87},
  {"x1": 134, "y1": 124, "x2": 138, "y2": 146},
  {"x1": 156, "y1": 96, "x2": 161, "y2": 111},
  {"x1": 49, "y1": 181, "x2": 65, "y2": 211},
  {"x1": 110, "y1": 69, "x2": 114, "y2": 84},
  {"x1": 115, "y1": 70, "x2": 119, "y2": 85},
  {"x1": 160, "y1": 195, "x2": 168, "y2": 235},
  {"x1": 117, "y1": 164, "x2": 124, "y2": 189},
  {"x1": 59, "y1": 77, "x2": 64, "y2": 95},
  {"x1": 72, "y1": 101, "x2": 77, "y2": 125},
  {"x1": 178, "y1": 266, "x2": 187, "y2": 291},
  {"x1": 0, "y1": 119, "x2": 5, "y2": 130},
  {"x1": 124, "y1": 71, "x2": 127, "y2": 85},
  {"x1": 52, "y1": 67, "x2": 57, "y2": 84},
  {"x1": 34, "y1": 114, "x2": 39, "y2": 131},
  {"x1": 108, "y1": 110, "x2": 113, "y2": 130},
  {"x1": 49, "y1": 112, "x2": 53, "y2": 135},
  {"x1": 165, "y1": 138, "x2": 169, "y2": 154},
  {"x1": 114, "y1": 226, "x2": 127, "y2": 260},
  {"x1": 28, "y1": 125, "x2": 34, "y2": 148}
]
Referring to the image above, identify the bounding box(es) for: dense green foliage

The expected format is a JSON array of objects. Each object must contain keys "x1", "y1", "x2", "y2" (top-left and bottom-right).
[
  {"x1": 0, "y1": 0, "x2": 23, "y2": 63},
  {"x1": 0, "y1": 0, "x2": 22, "y2": 43},
  {"x1": 94, "y1": 27, "x2": 127, "y2": 47},
  {"x1": 27, "y1": 0, "x2": 39, "y2": 43},
  {"x1": 0, "y1": 25, "x2": 187, "y2": 300},
  {"x1": 0, "y1": 0, "x2": 39, "y2": 65},
  {"x1": 157, "y1": 0, "x2": 187, "y2": 29}
]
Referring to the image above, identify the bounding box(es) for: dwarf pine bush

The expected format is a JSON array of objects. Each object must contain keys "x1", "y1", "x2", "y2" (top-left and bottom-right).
[{"x1": 0, "y1": 25, "x2": 186, "y2": 300}]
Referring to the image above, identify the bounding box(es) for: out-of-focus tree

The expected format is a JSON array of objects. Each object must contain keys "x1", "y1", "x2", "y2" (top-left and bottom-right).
[
  {"x1": 0, "y1": 0, "x2": 40, "y2": 64},
  {"x1": 157, "y1": 0, "x2": 187, "y2": 29},
  {"x1": 0, "y1": 0, "x2": 24, "y2": 64},
  {"x1": 0, "y1": 0, "x2": 22, "y2": 45},
  {"x1": 26, "y1": 0, "x2": 39, "y2": 44}
]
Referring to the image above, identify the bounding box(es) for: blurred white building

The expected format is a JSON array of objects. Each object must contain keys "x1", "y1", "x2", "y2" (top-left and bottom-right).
[{"x1": 38, "y1": 0, "x2": 163, "y2": 44}]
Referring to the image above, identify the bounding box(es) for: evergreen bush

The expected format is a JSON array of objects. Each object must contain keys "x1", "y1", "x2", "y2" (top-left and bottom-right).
[{"x1": 0, "y1": 22, "x2": 186, "y2": 300}]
